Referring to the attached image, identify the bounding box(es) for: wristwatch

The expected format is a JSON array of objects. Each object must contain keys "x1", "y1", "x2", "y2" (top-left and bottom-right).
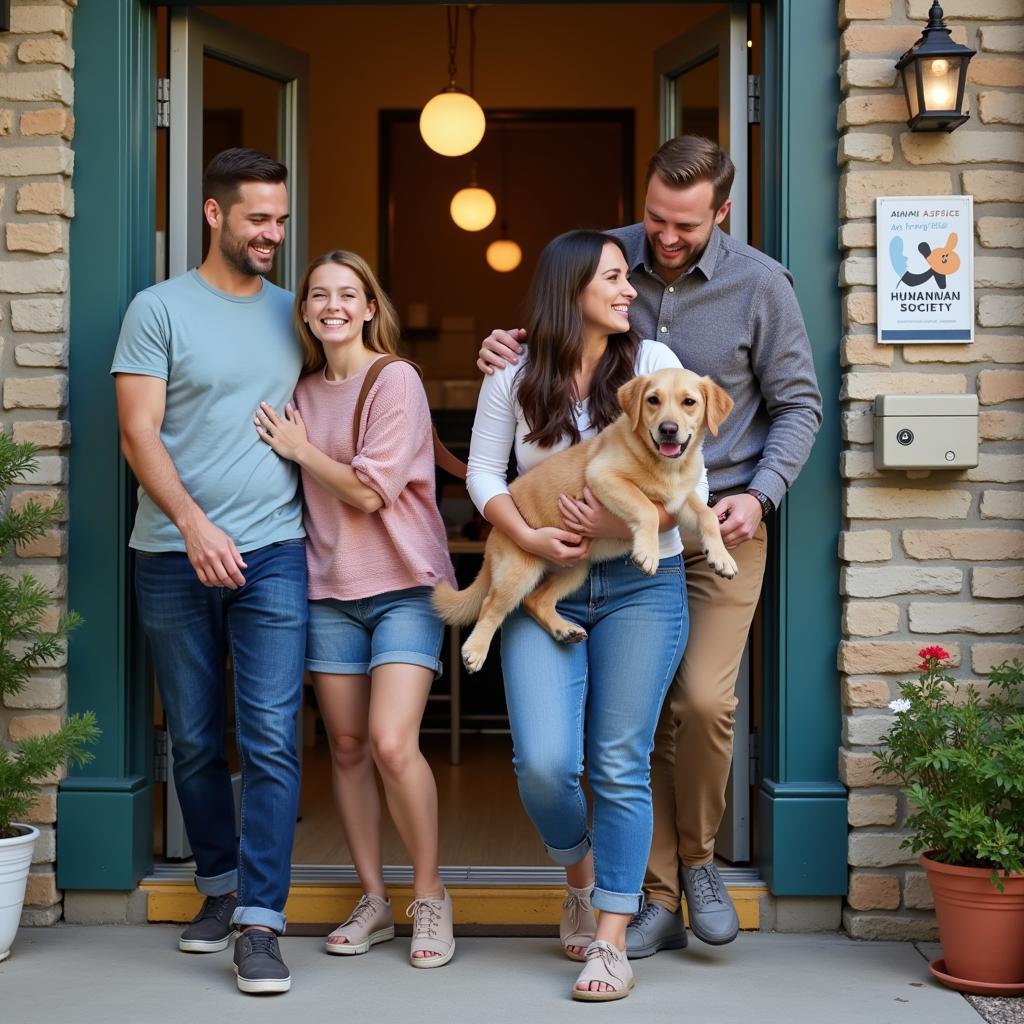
[{"x1": 746, "y1": 489, "x2": 774, "y2": 521}]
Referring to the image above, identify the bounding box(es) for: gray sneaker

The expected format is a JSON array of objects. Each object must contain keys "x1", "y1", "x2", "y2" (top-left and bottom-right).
[
  {"x1": 625, "y1": 901, "x2": 688, "y2": 959},
  {"x1": 680, "y1": 863, "x2": 739, "y2": 945},
  {"x1": 233, "y1": 929, "x2": 291, "y2": 994},
  {"x1": 178, "y1": 893, "x2": 237, "y2": 953}
]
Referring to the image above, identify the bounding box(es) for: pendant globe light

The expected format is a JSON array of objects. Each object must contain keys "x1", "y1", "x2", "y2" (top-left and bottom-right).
[
  {"x1": 486, "y1": 128, "x2": 522, "y2": 273},
  {"x1": 486, "y1": 237, "x2": 522, "y2": 273},
  {"x1": 420, "y1": 7, "x2": 486, "y2": 158},
  {"x1": 451, "y1": 181, "x2": 496, "y2": 232}
]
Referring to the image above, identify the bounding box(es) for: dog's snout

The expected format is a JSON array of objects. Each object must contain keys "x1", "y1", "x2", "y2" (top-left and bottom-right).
[{"x1": 658, "y1": 421, "x2": 679, "y2": 438}]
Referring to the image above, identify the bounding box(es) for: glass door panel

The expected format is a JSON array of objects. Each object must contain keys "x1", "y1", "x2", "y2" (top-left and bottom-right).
[{"x1": 654, "y1": 5, "x2": 753, "y2": 863}]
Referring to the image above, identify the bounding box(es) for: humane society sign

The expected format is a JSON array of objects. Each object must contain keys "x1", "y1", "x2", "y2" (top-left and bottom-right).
[{"x1": 876, "y1": 196, "x2": 974, "y2": 344}]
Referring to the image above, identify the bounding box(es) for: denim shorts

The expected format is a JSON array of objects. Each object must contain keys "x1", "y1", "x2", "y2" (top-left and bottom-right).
[{"x1": 306, "y1": 585, "x2": 445, "y2": 677}]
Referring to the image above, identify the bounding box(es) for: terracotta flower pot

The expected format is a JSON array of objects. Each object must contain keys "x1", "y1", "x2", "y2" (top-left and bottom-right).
[{"x1": 922, "y1": 851, "x2": 1024, "y2": 986}]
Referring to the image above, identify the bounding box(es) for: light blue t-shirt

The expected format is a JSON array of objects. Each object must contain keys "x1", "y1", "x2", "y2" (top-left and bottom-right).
[{"x1": 111, "y1": 269, "x2": 304, "y2": 553}]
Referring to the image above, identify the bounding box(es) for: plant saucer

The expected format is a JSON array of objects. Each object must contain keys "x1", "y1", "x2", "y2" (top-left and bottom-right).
[{"x1": 929, "y1": 958, "x2": 1024, "y2": 997}]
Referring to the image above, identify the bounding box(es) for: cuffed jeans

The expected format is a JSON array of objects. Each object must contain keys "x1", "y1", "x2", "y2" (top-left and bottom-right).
[
  {"x1": 135, "y1": 539, "x2": 307, "y2": 933},
  {"x1": 500, "y1": 555, "x2": 688, "y2": 915}
]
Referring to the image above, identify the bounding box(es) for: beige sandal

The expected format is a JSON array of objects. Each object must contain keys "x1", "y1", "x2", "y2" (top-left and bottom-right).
[
  {"x1": 571, "y1": 940, "x2": 636, "y2": 1002},
  {"x1": 560, "y1": 884, "x2": 597, "y2": 962},
  {"x1": 407, "y1": 889, "x2": 455, "y2": 968},
  {"x1": 325, "y1": 893, "x2": 394, "y2": 955}
]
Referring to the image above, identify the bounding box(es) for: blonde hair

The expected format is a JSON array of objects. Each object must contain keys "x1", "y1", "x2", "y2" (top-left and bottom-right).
[{"x1": 294, "y1": 250, "x2": 401, "y2": 375}]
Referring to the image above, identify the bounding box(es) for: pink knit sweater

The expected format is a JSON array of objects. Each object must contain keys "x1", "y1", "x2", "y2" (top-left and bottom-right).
[{"x1": 293, "y1": 358, "x2": 455, "y2": 601}]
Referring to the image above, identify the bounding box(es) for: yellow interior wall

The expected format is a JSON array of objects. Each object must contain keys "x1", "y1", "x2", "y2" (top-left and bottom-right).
[{"x1": 205, "y1": 3, "x2": 720, "y2": 267}]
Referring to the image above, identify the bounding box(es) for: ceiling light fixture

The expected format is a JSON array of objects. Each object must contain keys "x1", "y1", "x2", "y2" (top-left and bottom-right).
[
  {"x1": 486, "y1": 128, "x2": 522, "y2": 273},
  {"x1": 450, "y1": 180, "x2": 496, "y2": 232},
  {"x1": 419, "y1": 6, "x2": 486, "y2": 157}
]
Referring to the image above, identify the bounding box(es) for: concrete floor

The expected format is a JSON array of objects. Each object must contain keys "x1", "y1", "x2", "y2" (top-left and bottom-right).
[{"x1": 1, "y1": 926, "x2": 987, "y2": 1024}]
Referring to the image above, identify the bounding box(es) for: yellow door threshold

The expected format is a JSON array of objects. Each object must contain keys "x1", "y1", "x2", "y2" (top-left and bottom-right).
[{"x1": 141, "y1": 879, "x2": 766, "y2": 930}]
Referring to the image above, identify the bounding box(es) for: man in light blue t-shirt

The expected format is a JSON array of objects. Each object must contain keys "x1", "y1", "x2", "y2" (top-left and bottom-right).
[{"x1": 112, "y1": 148, "x2": 305, "y2": 995}]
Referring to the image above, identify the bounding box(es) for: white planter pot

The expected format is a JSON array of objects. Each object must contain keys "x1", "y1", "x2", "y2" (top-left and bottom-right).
[{"x1": 0, "y1": 824, "x2": 39, "y2": 962}]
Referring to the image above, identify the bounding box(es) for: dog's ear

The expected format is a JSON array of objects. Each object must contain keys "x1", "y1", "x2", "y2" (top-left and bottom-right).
[
  {"x1": 617, "y1": 375, "x2": 648, "y2": 432},
  {"x1": 700, "y1": 378, "x2": 733, "y2": 437}
]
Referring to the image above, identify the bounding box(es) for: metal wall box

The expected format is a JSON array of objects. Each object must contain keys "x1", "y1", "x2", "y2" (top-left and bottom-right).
[{"x1": 874, "y1": 394, "x2": 978, "y2": 469}]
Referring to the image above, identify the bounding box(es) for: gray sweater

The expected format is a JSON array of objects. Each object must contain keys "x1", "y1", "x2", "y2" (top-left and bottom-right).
[{"x1": 606, "y1": 223, "x2": 822, "y2": 507}]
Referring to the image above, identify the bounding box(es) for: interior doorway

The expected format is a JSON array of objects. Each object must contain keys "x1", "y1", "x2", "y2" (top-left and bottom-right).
[{"x1": 150, "y1": 1, "x2": 764, "y2": 888}]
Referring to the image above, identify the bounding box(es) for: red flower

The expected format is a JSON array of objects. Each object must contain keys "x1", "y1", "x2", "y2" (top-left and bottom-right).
[{"x1": 918, "y1": 645, "x2": 951, "y2": 669}]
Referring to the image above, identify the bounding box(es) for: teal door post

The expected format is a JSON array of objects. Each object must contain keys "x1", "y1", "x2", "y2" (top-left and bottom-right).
[
  {"x1": 758, "y1": 0, "x2": 847, "y2": 896},
  {"x1": 58, "y1": 0, "x2": 155, "y2": 890}
]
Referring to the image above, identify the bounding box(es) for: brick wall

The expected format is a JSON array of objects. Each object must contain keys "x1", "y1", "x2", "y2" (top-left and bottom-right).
[
  {"x1": 2, "y1": 0, "x2": 1021, "y2": 935},
  {"x1": 838, "y1": 0, "x2": 1023, "y2": 940},
  {"x1": 0, "y1": 0, "x2": 75, "y2": 927}
]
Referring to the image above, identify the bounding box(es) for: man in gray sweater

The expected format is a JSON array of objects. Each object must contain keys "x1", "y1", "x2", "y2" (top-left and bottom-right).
[{"x1": 478, "y1": 134, "x2": 822, "y2": 956}]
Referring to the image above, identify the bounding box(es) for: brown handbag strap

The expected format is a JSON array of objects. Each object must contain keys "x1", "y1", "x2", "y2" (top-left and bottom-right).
[{"x1": 352, "y1": 355, "x2": 467, "y2": 481}]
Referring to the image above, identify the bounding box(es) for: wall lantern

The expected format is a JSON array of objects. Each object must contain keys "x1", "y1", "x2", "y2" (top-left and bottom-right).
[
  {"x1": 450, "y1": 184, "x2": 496, "y2": 232},
  {"x1": 420, "y1": 7, "x2": 486, "y2": 157},
  {"x1": 895, "y1": 1, "x2": 975, "y2": 132}
]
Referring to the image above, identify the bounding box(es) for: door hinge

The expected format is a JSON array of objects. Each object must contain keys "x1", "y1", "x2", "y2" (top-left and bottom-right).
[
  {"x1": 154, "y1": 728, "x2": 168, "y2": 781},
  {"x1": 748, "y1": 732, "x2": 761, "y2": 783},
  {"x1": 747, "y1": 74, "x2": 761, "y2": 125},
  {"x1": 156, "y1": 78, "x2": 170, "y2": 129}
]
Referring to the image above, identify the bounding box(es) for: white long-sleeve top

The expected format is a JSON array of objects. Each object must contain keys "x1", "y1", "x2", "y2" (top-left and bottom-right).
[{"x1": 467, "y1": 339, "x2": 711, "y2": 560}]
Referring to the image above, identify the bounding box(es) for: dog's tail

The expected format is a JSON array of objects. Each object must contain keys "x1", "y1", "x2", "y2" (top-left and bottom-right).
[{"x1": 432, "y1": 568, "x2": 490, "y2": 626}]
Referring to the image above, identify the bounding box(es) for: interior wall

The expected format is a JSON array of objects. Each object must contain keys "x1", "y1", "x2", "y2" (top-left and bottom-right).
[{"x1": 204, "y1": 3, "x2": 719, "y2": 267}]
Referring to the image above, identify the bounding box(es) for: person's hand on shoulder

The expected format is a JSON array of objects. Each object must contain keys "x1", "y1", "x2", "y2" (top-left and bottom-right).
[{"x1": 477, "y1": 328, "x2": 526, "y2": 375}]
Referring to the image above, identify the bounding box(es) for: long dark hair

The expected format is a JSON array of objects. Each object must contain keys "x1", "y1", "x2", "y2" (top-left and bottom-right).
[{"x1": 516, "y1": 230, "x2": 640, "y2": 448}]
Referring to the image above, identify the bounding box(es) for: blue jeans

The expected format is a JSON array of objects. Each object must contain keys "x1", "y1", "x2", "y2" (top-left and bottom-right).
[
  {"x1": 134, "y1": 539, "x2": 308, "y2": 933},
  {"x1": 501, "y1": 555, "x2": 688, "y2": 915}
]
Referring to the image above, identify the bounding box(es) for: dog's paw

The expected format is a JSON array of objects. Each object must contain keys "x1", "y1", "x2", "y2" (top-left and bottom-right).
[
  {"x1": 630, "y1": 548, "x2": 659, "y2": 576},
  {"x1": 553, "y1": 624, "x2": 588, "y2": 645},
  {"x1": 703, "y1": 545, "x2": 738, "y2": 579},
  {"x1": 461, "y1": 641, "x2": 488, "y2": 674}
]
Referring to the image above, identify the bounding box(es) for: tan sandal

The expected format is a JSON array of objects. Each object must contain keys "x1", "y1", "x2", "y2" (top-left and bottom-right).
[
  {"x1": 560, "y1": 884, "x2": 597, "y2": 962},
  {"x1": 325, "y1": 893, "x2": 394, "y2": 955},
  {"x1": 407, "y1": 889, "x2": 455, "y2": 968},
  {"x1": 571, "y1": 940, "x2": 636, "y2": 1002}
]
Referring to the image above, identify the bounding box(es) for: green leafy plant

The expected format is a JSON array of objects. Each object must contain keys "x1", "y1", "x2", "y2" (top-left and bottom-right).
[
  {"x1": 875, "y1": 646, "x2": 1024, "y2": 888},
  {"x1": 0, "y1": 433, "x2": 98, "y2": 839}
]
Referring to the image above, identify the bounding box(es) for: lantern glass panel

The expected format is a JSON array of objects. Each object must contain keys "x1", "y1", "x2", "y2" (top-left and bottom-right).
[
  {"x1": 902, "y1": 64, "x2": 921, "y2": 120},
  {"x1": 920, "y1": 55, "x2": 961, "y2": 112}
]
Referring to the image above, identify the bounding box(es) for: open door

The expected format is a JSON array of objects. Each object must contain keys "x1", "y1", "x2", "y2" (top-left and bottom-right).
[
  {"x1": 160, "y1": 10, "x2": 309, "y2": 858},
  {"x1": 655, "y1": 4, "x2": 748, "y2": 246},
  {"x1": 655, "y1": 5, "x2": 754, "y2": 864},
  {"x1": 168, "y1": 9, "x2": 309, "y2": 284}
]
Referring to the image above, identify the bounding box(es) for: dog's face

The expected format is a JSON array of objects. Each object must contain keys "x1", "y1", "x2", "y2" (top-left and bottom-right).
[{"x1": 616, "y1": 368, "x2": 733, "y2": 460}]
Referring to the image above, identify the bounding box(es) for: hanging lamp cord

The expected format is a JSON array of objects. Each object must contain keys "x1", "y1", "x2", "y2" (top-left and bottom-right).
[
  {"x1": 468, "y1": 5, "x2": 477, "y2": 96},
  {"x1": 446, "y1": 6, "x2": 460, "y2": 89}
]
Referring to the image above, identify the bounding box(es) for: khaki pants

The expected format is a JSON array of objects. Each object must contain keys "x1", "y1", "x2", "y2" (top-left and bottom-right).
[{"x1": 644, "y1": 521, "x2": 768, "y2": 909}]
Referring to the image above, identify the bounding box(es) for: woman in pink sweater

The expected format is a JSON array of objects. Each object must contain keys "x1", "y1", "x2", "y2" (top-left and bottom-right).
[{"x1": 254, "y1": 251, "x2": 456, "y2": 968}]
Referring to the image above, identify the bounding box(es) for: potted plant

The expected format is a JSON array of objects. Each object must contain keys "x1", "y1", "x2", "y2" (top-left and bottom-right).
[
  {"x1": 0, "y1": 434, "x2": 97, "y2": 962},
  {"x1": 875, "y1": 645, "x2": 1024, "y2": 995}
]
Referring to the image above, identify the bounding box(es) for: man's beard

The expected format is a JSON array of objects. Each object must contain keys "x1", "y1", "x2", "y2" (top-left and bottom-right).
[{"x1": 220, "y1": 232, "x2": 276, "y2": 277}]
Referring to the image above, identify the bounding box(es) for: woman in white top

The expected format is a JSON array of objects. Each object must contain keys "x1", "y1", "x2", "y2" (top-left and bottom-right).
[{"x1": 466, "y1": 230, "x2": 695, "y2": 1001}]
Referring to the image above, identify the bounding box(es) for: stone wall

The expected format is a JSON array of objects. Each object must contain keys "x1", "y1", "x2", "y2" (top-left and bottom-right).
[
  {"x1": 837, "y1": 0, "x2": 1024, "y2": 940},
  {"x1": 0, "y1": 0, "x2": 75, "y2": 927}
]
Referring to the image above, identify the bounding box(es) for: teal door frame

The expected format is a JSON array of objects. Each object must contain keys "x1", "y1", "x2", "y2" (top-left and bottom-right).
[{"x1": 62, "y1": 0, "x2": 844, "y2": 894}]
